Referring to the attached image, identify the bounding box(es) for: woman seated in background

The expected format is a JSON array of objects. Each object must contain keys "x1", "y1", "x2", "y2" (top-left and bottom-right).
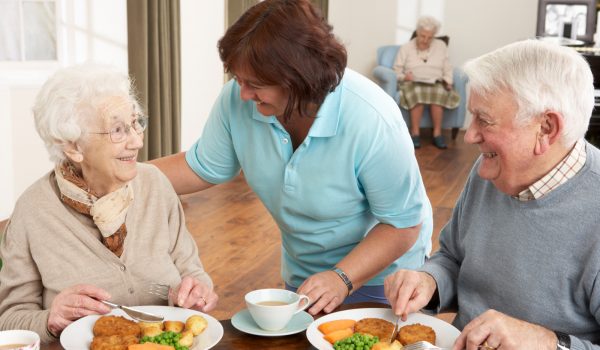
[
  {"x1": 393, "y1": 15, "x2": 460, "y2": 149},
  {"x1": 0, "y1": 64, "x2": 217, "y2": 342}
]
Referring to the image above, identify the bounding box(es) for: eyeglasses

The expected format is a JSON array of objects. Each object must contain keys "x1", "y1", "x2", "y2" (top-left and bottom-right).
[{"x1": 89, "y1": 114, "x2": 148, "y2": 143}]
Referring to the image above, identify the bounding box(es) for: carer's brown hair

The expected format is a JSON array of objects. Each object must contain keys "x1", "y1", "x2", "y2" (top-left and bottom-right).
[{"x1": 218, "y1": 0, "x2": 347, "y2": 122}]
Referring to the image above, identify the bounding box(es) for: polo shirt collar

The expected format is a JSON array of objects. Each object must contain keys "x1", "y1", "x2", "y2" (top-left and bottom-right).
[
  {"x1": 309, "y1": 78, "x2": 342, "y2": 138},
  {"x1": 251, "y1": 106, "x2": 275, "y2": 123}
]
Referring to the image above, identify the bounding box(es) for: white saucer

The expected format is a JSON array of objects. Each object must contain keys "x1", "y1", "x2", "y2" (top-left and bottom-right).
[{"x1": 231, "y1": 309, "x2": 314, "y2": 337}]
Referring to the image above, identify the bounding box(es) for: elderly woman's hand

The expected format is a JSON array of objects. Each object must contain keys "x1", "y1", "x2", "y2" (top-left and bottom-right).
[
  {"x1": 443, "y1": 81, "x2": 453, "y2": 91},
  {"x1": 170, "y1": 276, "x2": 218, "y2": 312},
  {"x1": 48, "y1": 284, "x2": 112, "y2": 336},
  {"x1": 404, "y1": 71, "x2": 414, "y2": 82},
  {"x1": 384, "y1": 270, "x2": 436, "y2": 321},
  {"x1": 297, "y1": 270, "x2": 348, "y2": 315},
  {"x1": 452, "y1": 309, "x2": 557, "y2": 350}
]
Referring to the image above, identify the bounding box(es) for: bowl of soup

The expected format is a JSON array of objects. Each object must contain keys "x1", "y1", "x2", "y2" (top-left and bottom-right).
[{"x1": 0, "y1": 330, "x2": 39, "y2": 350}]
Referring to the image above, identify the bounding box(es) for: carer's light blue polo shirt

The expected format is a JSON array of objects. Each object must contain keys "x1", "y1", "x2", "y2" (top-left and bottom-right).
[{"x1": 186, "y1": 69, "x2": 432, "y2": 287}]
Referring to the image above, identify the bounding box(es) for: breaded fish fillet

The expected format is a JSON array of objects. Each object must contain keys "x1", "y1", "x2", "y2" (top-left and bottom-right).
[
  {"x1": 354, "y1": 318, "x2": 394, "y2": 341},
  {"x1": 398, "y1": 323, "x2": 436, "y2": 345},
  {"x1": 90, "y1": 334, "x2": 139, "y2": 350},
  {"x1": 93, "y1": 316, "x2": 141, "y2": 337}
]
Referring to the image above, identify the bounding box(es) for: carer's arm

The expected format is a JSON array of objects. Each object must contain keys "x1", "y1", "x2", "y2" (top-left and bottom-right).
[
  {"x1": 301, "y1": 222, "x2": 420, "y2": 315},
  {"x1": 339, "y1": 222, "x2": 420, "y2": 290},
  {"x1": 150, "y1": 152, "x2": 214, "y2": 195}
]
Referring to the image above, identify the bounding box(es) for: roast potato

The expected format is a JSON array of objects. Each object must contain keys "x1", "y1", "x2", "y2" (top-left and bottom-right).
[
  {"x1": 141, "y1": 326, "x2": 164, "y2": 338},
  {"x1": 163, "y1": 320, "x2": 185, "y2": 333},
  {"x1": 185, "y1": 315, "x2": 208, "y2": 336},
  {"x1": 138, "y1": 321, "x2": 164, "y2": 331},
  {"x1": 372, "y1": 340, "x2": 403, "y2": 350},
  {"x1": 178, "y1": 330, "x2": 194, "y2": 347}
]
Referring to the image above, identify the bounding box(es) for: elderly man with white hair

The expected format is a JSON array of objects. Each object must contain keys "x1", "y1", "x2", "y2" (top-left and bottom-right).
[{"x1": 385, "y1": 40, "x2": 600, "y2": 350}]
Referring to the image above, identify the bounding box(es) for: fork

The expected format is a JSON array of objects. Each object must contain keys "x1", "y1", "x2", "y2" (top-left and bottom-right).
[
  {"x1": 146, "y1": 282, "x2": 171, "y2": 301},
  {"x1": 403, "y1": 341, "x2": 496, "y2": 350},
  {"x1": 403, "y1": 341, "x2": 449, "y2": 350}
]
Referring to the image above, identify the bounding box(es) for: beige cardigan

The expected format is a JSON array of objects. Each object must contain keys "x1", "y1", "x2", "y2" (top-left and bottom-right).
[
  {"x1": 0, "y1": 163, "x2": 212, "y2": 343},
  {"x1": 393, "y1": 38, "x2": 453, "y2": 84}
]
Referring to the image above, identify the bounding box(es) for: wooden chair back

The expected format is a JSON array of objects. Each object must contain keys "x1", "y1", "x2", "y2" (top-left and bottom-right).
[
  {"x1": 410, "y1": 30, "x2": 450, "y2": 46},
  {"x1": 0, "y1": 219, "x2": 6, "y2": 270}
]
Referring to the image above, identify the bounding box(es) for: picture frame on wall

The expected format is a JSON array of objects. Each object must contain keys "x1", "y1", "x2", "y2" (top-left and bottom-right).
[{"x1": 536, "y1": 0, "x2": 597, "y2": 44}]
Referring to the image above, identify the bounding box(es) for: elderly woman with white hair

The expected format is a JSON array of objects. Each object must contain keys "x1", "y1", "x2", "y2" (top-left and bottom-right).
[
  {"x1": 393, "y1": 15, "x2": 460, "y2": 149},
  {"x1": 0, "y1": 64, "x2": 217, "y2": 342}
]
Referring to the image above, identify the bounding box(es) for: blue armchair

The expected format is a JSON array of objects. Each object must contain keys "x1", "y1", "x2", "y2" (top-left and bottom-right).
[{"x1": 372, "y1": 45, "x2": 468, "y2": 139}]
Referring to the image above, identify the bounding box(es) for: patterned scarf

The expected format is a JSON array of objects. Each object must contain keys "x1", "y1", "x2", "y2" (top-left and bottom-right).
[{"x1": 55, "y1": 161, "x2": 134, "y2": 257}]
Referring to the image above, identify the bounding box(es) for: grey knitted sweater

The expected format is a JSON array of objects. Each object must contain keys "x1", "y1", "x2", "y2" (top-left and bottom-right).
[{"x1": 422, "y1": 142, "x2": 600, "y2": 350}]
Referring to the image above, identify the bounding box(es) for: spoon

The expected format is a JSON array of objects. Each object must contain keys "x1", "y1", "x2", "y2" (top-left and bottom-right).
[{"x1": 100, "y1": 300, "x2": 164, "y2": 322}]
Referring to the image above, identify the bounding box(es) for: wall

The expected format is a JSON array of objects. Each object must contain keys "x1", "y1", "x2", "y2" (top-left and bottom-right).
[
  {"x1": 0, "y1": 0, "x2": 547, "y2": 219},
  {"x1": 444, "y1": 0, "x2": 537, "y2": 127},
  {"x1": 329, "y1": 0, "x2": 537, "y2": 130},
  {"x1": 0, "y1": 73, "x2": 56, "y2": 220},
  {"x1": 0, "y1": 0, "x2": 128, "y2": 219},
  {"x1": 395, "y1": 0, "x2": 446, "y2": 44},
  {"x1": 180, "y1": 0, "x2": 225, "y2": 150},
  {"x1": 329, "y1": 0, "x2": 537, "y2": 77},
  {"x1": 0, "y1": 0, "x2": 226, "y2": 220},
  {"x1": 328, "y1": 0, "x2": 397, "y2": 78},
  {"x1": 444, "y1": 0, "x2": 538, "y2": 68}
]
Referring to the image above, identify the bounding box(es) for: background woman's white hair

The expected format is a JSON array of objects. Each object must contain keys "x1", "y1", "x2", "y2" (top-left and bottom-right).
[
  {"x1": 463, "y1": 39, "x2": 594, "y2": 145},
  {"x1": 33, "y1": 63, "x2": 141, "y2": 164},
  {"x1": 416, "y1": 15, "x2": 440, "y2": 35}
]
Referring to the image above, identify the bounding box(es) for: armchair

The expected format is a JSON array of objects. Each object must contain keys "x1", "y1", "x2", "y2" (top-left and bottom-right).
[{"x1": 372, "y1": 45, "x2": 468, "y2": 139}]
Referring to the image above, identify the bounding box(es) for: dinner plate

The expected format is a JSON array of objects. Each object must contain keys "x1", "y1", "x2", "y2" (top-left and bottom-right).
[
  {"x1": 306, "y1": 308, "x2": 460, "y2": 350},
  {"x1": 60, "y1": 305, "x2": 223, "y2": 350},
  {"x1": 231, "y1": 309, "x2": 313, "y2": 337}
]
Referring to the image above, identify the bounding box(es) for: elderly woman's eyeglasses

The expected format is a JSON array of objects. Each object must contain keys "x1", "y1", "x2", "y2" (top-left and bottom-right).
[{"x1": 89, "y1": 115, "x2": 148, "y2": 143}]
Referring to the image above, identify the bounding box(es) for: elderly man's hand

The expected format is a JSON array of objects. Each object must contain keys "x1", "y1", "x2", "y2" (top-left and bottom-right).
[
  {"x1": 171, "y1": 276, "x2": 218, "y2": 312},
  {"x1": 297, "y1": 270, "x2": 348, "y2": 315},
  {"x1": 384, "y1": 270, "x2": 436, "y2": 321},
  {"x1": 48, "y1": 284, "x2": 112, "y2": 337},
  {"x1": 452, "y1": 309, "x2": 558, "y2": 350}
]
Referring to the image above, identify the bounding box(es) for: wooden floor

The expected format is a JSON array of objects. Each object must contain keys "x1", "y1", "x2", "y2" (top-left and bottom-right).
[{"x1": 182, "y1": 131, "x2": 480, "y2": 320}]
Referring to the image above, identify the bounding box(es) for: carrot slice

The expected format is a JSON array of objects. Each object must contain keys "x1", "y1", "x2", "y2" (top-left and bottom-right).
[
  {"x1": 323, "y1": 328, "x2": 354, "y2": 344},
  {"x1": 128, "y1": 344, "x2": 174, "y2": 350},
  {"x1": 318, "y1": 319, "x2": 356, "y2": 335}
]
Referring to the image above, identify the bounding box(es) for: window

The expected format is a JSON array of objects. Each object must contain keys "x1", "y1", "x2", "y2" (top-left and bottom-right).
[{"x1": 0, "y1": 0, "x2": 58, "y2": 61}]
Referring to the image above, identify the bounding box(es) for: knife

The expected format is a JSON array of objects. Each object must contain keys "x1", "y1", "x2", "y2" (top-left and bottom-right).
[{"x1": 100, "y1": 300, "x2": 164, "y2": 322}]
